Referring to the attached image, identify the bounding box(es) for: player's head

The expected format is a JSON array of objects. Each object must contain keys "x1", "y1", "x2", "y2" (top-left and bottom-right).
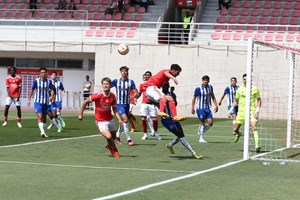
[
  {"x1": 170, "y1": 86, "x2": 175, "y2": 92},
  {"x1": 86, "y1": 75, "x2": 90, "y2": 80},
  {"x1": 120, "y1": 66, "x2": 129, "y2": 79},
  {"x1": 170, "y1": 64, "x2": 182, "y2": 77},
  {"x1": 144, "y1": 71, "x2": 152, "y2": 81},
  {"x1": 242, "y1": 73, "x2": 247, "y2": 86},
  {"x1": 9, "y1": 66, "x2": 17, "y2": 77},
  {"x1": 40, "y1": 67, "x2": 47, "y2": 79},
  {"x1": 230, "y1": 77, "x2": 237, "y2": 86},
  {"x1": 101, "y1": 77, "x2": 112, "y2": 91},
  {"x1": 202, "y1": 75, "x2": 210, "y2": 86},
  {"x1": 51, "y1": 71, "x2": 57, "y2": 80}
]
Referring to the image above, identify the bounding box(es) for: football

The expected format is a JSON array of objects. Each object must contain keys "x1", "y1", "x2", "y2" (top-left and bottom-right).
[{"x1": 118, "y1": 43, "x2": 129, "y2": 55}]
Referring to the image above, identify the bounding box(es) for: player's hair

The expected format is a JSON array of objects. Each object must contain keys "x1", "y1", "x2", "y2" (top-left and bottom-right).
[
  {"x1": 231, "y1": 77, "x2": 237, "y2": 81},
  {"x1": 51, "y1": 71, "x2": 57, "y2": 75},
  {"x1": 119, "y1": 66, "x2": 129, "y2": 71},
  {"x1": 9, "y1": 66, "x2": 16, "y2": 71},
  {"x1": 170, "y1": 64, "x2": 182, "y2": 72},
  {"x1": 202, "y1": 75, "x2": 210, "y2": 81},
  {"x1": 144, "y1": 71, "x2": 152, "y2": 76},
  {"x1": 40, "y1": 67, "x2": 47, "y2": 72},
  {"x1": 243, "y1": 73, "x2": 247, "y2": 78},
  {"x1": 101, "y1": 77, "x2": 112, "y2": 85}
]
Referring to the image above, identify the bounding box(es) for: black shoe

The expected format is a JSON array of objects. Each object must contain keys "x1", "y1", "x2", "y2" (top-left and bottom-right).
[{"x1": 256, "y1": 147, "x2": 261, "y2": 153}]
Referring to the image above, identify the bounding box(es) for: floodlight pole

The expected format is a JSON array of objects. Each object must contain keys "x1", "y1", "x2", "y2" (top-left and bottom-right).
[{"x1": 243, "y1": 38, "x2": 254, "y2": 160}]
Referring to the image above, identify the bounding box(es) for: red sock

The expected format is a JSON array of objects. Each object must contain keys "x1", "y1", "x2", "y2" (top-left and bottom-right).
[
  {"x1": 17, "y1": 117, "x2": 21, "y2": 123},
  {"x1": 129, "y1": 118, "x2": 135, "y2": 129},
  {"x1": 142, "y1": 117, "x2": 147, "y2": 133},
  {"x1": 159, "y1": 98, "x2": 167, "y2": 112},
  {"x1": 4, "y1": 116, "x2": 7, "y2": 122},
  {"x1": 152, "y1": 117, "x2": 158, "y2": 131},
  {"x1": 169, "y1": 100, "x2": 177, "y2": 116}
]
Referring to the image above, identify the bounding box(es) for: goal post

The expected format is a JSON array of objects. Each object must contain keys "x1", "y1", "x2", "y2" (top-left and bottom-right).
[{"x1": 244, "y1": 39, "x2": 300, "y2": 162}]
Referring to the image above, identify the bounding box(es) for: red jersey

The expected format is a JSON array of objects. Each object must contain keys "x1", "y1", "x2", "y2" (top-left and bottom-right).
[
  {"x1": 143, "y1": 69, "x2": 171, "y2": 89},
  {"x1": 6, "y1": 76, "x2": 22, "y2": 98},
  {"x1": 90, "y1": 92, "x2": 116, "y2": 122},
  {"x1": 139, "y1": 82, "x2": 148, "y2": 103},
  {"x1": 129, "y1": 89, "x2": 136, "y2": 104}
]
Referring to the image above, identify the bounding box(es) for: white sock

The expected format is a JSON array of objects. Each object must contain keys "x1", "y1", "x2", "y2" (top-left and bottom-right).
[
  {"x1": 203, "y1": 124, "x2": 210, "y2": 133},
  {"x1": 51, "y1": 118, "x2": 59, "y2": 128},
  {"x1": 123, "y1": 122, "x2": 131, "y2": 141},
  {"x1": 39, "y1": 122, "x2": 45, "y2": 134}
]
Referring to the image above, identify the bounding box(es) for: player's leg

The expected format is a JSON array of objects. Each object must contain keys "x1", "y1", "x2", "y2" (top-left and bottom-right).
[
  {"x1": 196, "y1": 109, "x2": 208, "y2": 143},
  {"x1": 36, "y1": 103, "x2": 48, "y2": 138},
  {"x1": 149, "y1": 104, "x2": 160, "y2": 139},
  {"x1": 146, "y1": 86, "x2": 169, "y2": 118},
  {"x1": 15, "y1": 99, "x2": 22, "y2": 128},
  {"x1": 164, "y1": 95, "x2": 186, "y2": 122},
  {"x1": 3, "y1": 97, "x2": 12, "y2": 127},
  {"x1": 56, "y1": 102, "x2": 65, "y2": 128},
  {"x1": 251, "y1": 118, "x2": 260, "y2": 153},
  {"x1": 140, "y1": 104, "x2": 148, "y2": 139},
  {"x1": 99, "y1": 121, "x2": 120, "y2": 158},
  {"x1": 117, "y1": 104, "x2": 134, "y2": 146},
  {"x1": 233, "y1": 115, "x2": 243, "y2": 143},
  {"x1": 128, "y1": 113, "x2": 136, "y2": 132}
]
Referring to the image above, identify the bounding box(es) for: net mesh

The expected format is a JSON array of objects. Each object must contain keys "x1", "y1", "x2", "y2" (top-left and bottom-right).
[{"x1": 250, "y1": 40, "x2": 300, "y2": 162}]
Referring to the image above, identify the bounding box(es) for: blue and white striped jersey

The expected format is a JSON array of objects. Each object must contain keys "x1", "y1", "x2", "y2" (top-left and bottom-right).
[
  {"x1": 193, "y1": 84, "x2": 214, "y2": 109},
  {"x1": 224, "y1": 85, "x2": 239, "y2": 107},
  {"x1": 32, "y1": 78, "x2": 55, "y2": 104},
  {"x1": 111, "y1": 78, "x2": 136, "y2": 105},
  {"x1": 52, "y1": 80, "x2": 65, "y2": 102}
]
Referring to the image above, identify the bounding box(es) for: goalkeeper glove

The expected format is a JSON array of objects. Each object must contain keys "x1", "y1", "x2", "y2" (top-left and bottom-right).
[
  {"x1": 227, "y1": 107, "x2": 234, "y2": 118},
  {"x1": 254, "y1": 107, "x2": 260, "y2": 119}
]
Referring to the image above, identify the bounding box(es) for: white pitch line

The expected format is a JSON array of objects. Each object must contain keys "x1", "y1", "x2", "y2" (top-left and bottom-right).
[
  {"x1": 0, "y1": 160, "x2": 194, "y2": 173},
  {"x1": 93, "y1": 159, "x2": 245, "y2": 200},
  {"x1": 0, "y1": 134, "x2": 99, "y2": 149}
]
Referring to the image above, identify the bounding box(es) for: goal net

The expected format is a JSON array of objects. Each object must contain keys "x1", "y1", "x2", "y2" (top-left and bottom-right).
[{"x1": 244, "y1": 39, "x2": 300, "y2": 163}]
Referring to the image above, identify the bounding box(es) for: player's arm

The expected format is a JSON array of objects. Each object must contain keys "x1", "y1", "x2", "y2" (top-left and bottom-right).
[
  {"x1": 78, "y1": 96, "x2": 91, "y2": 120},
  {"x1": 17, "y1": 86, "x2": 22, "y2": 101},
  {"x1": 27, "y1": 88, "x2": 34, "y2": 106},
  {"x1": 164, "y1": 71, "x2": 178, "y2": 85},
  {"x1": 218, "y1": 93, "x2": 226, "y2": 106},
  {"x1": 211, "y1": 91, "x2": 218, "y2": 113},
  {"x1": 49, "y1": 83, "x2": 56, "y2": 103},
  {"x1": 131, "y1": 88, "x2": 139, "y2": 99},
  {"x1": 191, "y1": 96, "x2": 196, "y2": 114},
  {"x1": 112, "y1": 106, "x2": 123, "y2": 125},
  {"x1": 227, "y1": 98, "x2": 238, "y2": 117},
  {"x1": 254, "y1": 97, "x2": 262, "y2": 119}
]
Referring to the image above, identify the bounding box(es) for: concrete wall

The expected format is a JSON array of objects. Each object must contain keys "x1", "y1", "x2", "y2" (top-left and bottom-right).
[{"x1": 95, "y1": 44, "x2": 299, "y2": 120}]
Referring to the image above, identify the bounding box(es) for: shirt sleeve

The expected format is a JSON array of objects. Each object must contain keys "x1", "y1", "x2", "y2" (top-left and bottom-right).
[
  {"x1": 194, "y1": 87, "x2": 200, "y2": 96},
  {"x1": 224, "y1": 86, "x2": 229, "y2": 94},
  {"x1": 32, "y1": 79, "x2": 37, "y2": 89},
  {"x1": 130, "y1": 80, "x2": 136, "y2": 90},
  {"x1": 111, "y1": 79, "x2": 117, "y2": 87}
]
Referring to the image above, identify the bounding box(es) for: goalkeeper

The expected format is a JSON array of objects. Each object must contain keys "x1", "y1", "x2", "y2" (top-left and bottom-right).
[{"x1": 227, "y1": 73, "x2": 262, "y2": 153}]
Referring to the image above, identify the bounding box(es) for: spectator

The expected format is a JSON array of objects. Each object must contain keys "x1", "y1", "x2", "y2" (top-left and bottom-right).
[
  {"x1": 117, "y1": 0, "x2": 124, "y2": 15},
  {"x1": 68, "y1": 0, "x2": 77, "y2": 17},
  {"x1": 139, "y1": 0, "x2": 149, "y2": 11},
  {"x1": 182, "y1": 11, "x2": 192, "y2": 45},
  {"x1": 57, "y1": 0, "x2": 67, "y2": 10},
  {"x1": 83, "y1": 75, "x2": 92, "y2": 110},
  {"x1": 105, "y1": 0, "x2": 117, "y2": 15},
  {"x1": 29, "y1": 0, "x2": 38, "y2": 15},
  {"x1": 217, "y1": 0, "x2": 231, "y2": 11}
]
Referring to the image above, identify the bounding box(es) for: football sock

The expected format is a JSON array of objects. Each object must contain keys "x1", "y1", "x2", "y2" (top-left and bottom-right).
[
  {"x1": 159, "y1": 98, "x2": 167, "y2": 112},
  {"x1": 169, "y1": 99, "x2": 177, "y2": 116},
  {"x1": 253, "y1": 130, "x2": 259, "y2": 148},
  {"x1": 147, "y1": 116, "x2": 154, "y2": 133},
  {"x1": 38, "y1": 122, "x2": 45, "y2": 134},
  {"x1": 51, "y1": 118, "x2": 59, "y2": 128},
  {"x1": 142, "y1": 117, "x2": 147, "y2": 133},
  {"x1": 123, "y1": 122, "x2": 131, "y2": 141},
  {"x1": 170, "y1": 136, "x2": 180, "y2": 146},
  {"x1": 203, "y1": 124, "x2": 210, "y2": 133},
  {"x1": 116, "y1": 125, "x2": 123, "y2": 138},
  {"x1": 4, "y1": 116, "x2": 7, "y2": 122},
  {"x1": 198, "y1": 125, "x2": 204, "y2": 138},
  {"x1": 152, "y1": 117, "x2": 158, "y2": 131},
  {"x1": 179, "y1": 137, "x2": 194, "y2": 153}
]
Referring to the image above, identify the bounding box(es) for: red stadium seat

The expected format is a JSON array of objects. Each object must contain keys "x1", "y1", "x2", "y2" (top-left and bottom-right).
[
  {"x1": 227, "y1": 17, "x2": 236, "y2": 24},
  {"x1": 113, "y1": 13, "x2": 122, "y2": 21},
  {"x1": 127, "y1": 6, "x2": 135, "y2": 14},
  {"x1": 243, "y1": 33, "x2": 252, "y2": 41},
  {"x1": 266, "y1": 26, "x2": 276, "y2": 33},
  {"x1": 24, "y1": 12, "x2": 32, "y2": 19},
  {"x1": 287, "y1": 27, "x2": 297, "y2": 34},
  {"x1": 120, "y1": 22, "x2": 129, "y2": 29},
  {"x1": 64, "y1": 13, "x2": 72, "y2": 20},
  {"x1": 89, "y1": 22, "x2": 98, "y2": 29},
  {"x1": 242, "y1": 2, "x2": 251, "y2": 9},
  {"x1": 230, "y1": 9, "x2": 239, "y2": 16},
  {"x1": 39, "y1": 5, "x2": 47, "y2": 10},
  {"x1": 286, "y1": 34, "x2": 294, "y2": 42},
  {"x1": 232, "y1": 1, "x2": 241, "y2": 8},
  {"x1": 91, "y1": 0, "x2": 100, "y2": 5},
  {"x1": 33, "y1": 12, "x2": 43, "y2": 19},
  {"x1": 126, "y1": 30, "x2": 136, "y2": 38},
  {"x1": 232, "y1": 32, "x2": 242, "y2": 40},
  {"x1": 292, "y1": 11, "x2": 300, "y2": 18},
  {"x1": 253, "y1": 2, "x2": 262, "y2": 9},
  {"x1": 137, "y1": 6, "x2": 145, "y2": 14},
  {"x1": 238, "y1": 17, "x2": 247, "y2": 24},
  {"x1": 263, "y1": 2, "x2": 272, "y2": 9},
  {"x1": 15, "y1": 12, "x2": 23, "y2": 19},
  {"x1": 273, "y1": 2, "x2": 282, "y2": 9},
  {"x1": 235, "y1": 26, "x2": 244, "y2": 32},
  {"x1": 250, "y1": 10, "x2": 259, "y2": 17},
  {"x1": 264, "y1": 34, "x2": 273, "y2": 42},
  {"x1": 275, "y1": 34, "x2": 284, "y2": 42},
  {"x1": 74, "y1": 13, "x2": 83, "y2": 20},
  {"x1": 116, "y1": 29, "x2": 125, "y2": 37},
  {"x1": 105, "y1": 29, "x2": 115, "y2": 37},
  {"x1": 211, "y1": 32, "x2": 220, "y2": 40},
  {"x1": 93, "y1": 13, "x2": 102, "y2": 20},
  {"x1": 123, "y1": 14, "x2": 133, "y2": 21},
  {"x1": 104, "y1": 13, "x2": 112, "y2": 20},
  {"x1": 279, "y1": 18, "x2": 288, "y2": 25},
  {"x1": 284, "y1": 3, "x2": 293, "y2": 10},
  {"x1": 240, "y1": 9, "x2": 249, "y2": 16},
  {"x1": 134, "y1": 14, "x2": 142, "y2": 21},
  {"x1": 217, "y1": 16, "x2": 226, "y2": 23},
  {"x1": 20, "y1": 4, "x2": 28, "y2": 9},
  {"x1": 254, "y1": 33, "x2": 262, "y2": 41},
  {"x1": 95, "y1": 29, "x2": 104, "y2": 37},
  {"x1": 54, "y1": 12, "x2": 62, "y2": 20},
  {"x1": 269, "y1": 18, "x2": 278, "y2": 25},
  {"x1": 295, "y1": 3, "x2": 300, "y2": 10},
  {"x1": 220, "y1": 9, "x2": 228, "y2": 16},
  {"x1": 290, "y1": 19, "x2": 298, "y2": 25},
  {"x1": 82, "y1": 0, "x2": 90, "y2": 5},
  {"x1": 281, "y1": 10, "x2": 290, "y2": 18},
  {"x1": 102, "y1": 0, "x2": 110, "y2": 5},
  {"x1": 130, "y1": 23, "x2": 139, "y2": 30},
  {"x1": 85, "y1": 29, "x2": 94, "y2": 37},
  {"x1": 98, "y1": 5, "x2": 106, "y2": 13},
  {"x1": 88, "y1": 6, "x2": 97, "y2": 13},
  {"x1": 5, "y1": 12, "x2": 13, "y2": 19},
  {"x1": 261, "y1": 10, "x2": 270, "y2": 17},
  {"x1": 271, "y1": 10, "x2": 280, "y2": 17}
]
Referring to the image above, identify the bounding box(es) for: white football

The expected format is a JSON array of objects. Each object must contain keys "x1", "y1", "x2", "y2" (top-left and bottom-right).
[{"x1": 118, "y1": 43, "x2": 129, "y2": 55}]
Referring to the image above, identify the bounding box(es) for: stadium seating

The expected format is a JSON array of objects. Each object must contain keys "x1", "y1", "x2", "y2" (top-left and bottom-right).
[{"x1": 213, "y1": 0, "x2": 300, "y2": 42}]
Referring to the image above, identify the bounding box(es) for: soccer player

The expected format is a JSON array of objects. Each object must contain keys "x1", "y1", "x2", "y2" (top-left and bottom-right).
[
  {"x1": 142, "y1": 64, "x2": 185, "y2": 122},
  {"x1": 228, "y1": 73, "x2": 262, "y2": 153},
  {"x1": 112, "y1": 66, "x2": 138, "y2": 146},
  {"x1": 78, "y1": 77, "x2": 121, "y2": 158},
  {"x1": 191, "y1": 75, "x2": 218, "y2": 143},
  {"x1": 138, "y1": 71, "x2": 161, "y2": 140},
  {"x1": 27, "y1": 67, "x2": 55, "y2": 138},
  {"x1": 3, "y1": 66, "x2": 22, "y2": 128},
  {"x1": 162, "y1": 82, "x2": 202, "y2": 159},
  {"x1": 47, "y1": 71, "x2": 65, "y2": 130},
  {"x1": 218, "y1": 77, "x2": 239, "y2": 129},
  {"x1": 128, "y1": 89, "x2": 138, "y2": 133}
]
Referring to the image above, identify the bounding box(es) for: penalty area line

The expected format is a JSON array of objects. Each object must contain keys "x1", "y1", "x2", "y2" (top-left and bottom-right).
[
  {"x1": 0, "y1": 134, "x2": 99, "y2": 149},
  {"x1": 93, "y1": 159, "x2": 245, "y2": 200}
]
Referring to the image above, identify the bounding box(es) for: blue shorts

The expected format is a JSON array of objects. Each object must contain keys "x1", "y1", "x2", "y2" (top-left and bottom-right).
[
  {"x1": 196, "y1": 108, "x2": 213, "y2": 120},
  {"x1": 55, "y1": 101, "x2": 62, "y2": 110},
  {"x1": 116, "y1": 104, "x2": 129, "y2": 116},
  {"x1": 227, "y1": 106, "x2": 238, "y2": 115},
  {"x1": 161, "y1": 118, "x2": 183, "y2": 133},
  {"x1": 47, "y1": 103, "x2": 57, "y2": 114},
  {"x1": 34, "y1": 103, "x2": 48, "y2": 114}
]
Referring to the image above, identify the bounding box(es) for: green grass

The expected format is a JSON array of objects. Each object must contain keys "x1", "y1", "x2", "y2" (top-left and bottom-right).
[{"x1": 1, "y1": 112, "x2": 300, "y2": 200}]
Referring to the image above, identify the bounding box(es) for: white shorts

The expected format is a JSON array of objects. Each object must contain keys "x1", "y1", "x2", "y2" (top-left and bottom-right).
[
  {"x1": 6, "y1": 97, "x2": 21, "y2": 106},
  {"x1": 146, "y1": 86, "x2": 163, "y2": 102},
  {"x1": 140, "y1": 103, "x2": 158, "y2": 117},
  {"x1": 97, "y1": 119, "x2": 116, "y2": 133}
]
